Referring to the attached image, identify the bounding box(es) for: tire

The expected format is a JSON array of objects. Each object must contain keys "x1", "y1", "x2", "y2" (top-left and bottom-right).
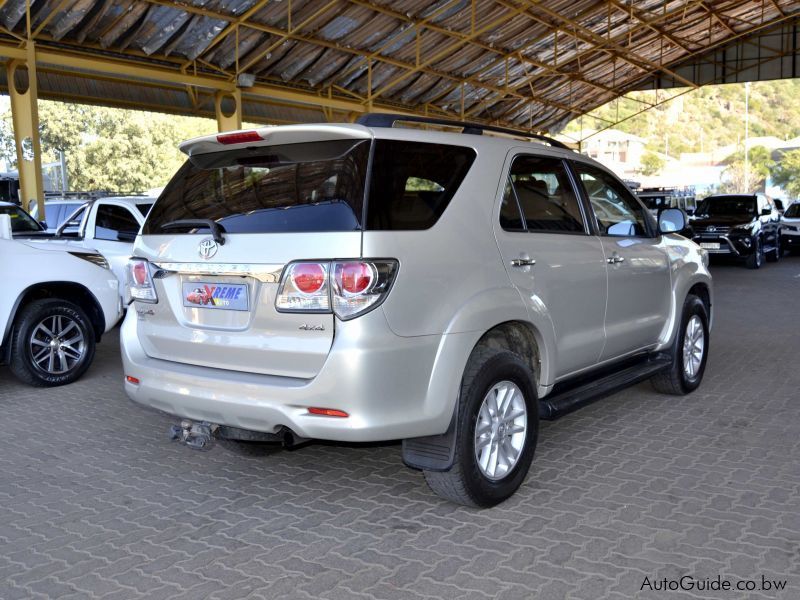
[
  {"x1": 745, "y1": 237, "x2": 763, "y2": 269},
  {"x1": 9, "y1": 299, "x2": 96, "y2": 387},
  {"x1": 651, "y1": 294, "x2": 709, "y2": 395},
  {"x1": 423, "y1": 347, "x2": 539, "y2": 508},
  {"x1": 766, "y1": 236, "x2": 781, "y2": 262}
]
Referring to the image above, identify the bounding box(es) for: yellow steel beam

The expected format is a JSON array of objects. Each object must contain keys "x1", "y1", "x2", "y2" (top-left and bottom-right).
[
  {"x1": 181, "y1": 0, "x2": 272, "y2": 71},
  {"x1": 215, "y1": 88, "x2": 242, "y2": 131},
  {"x1": 236, "y1": 0, "x2": 341, "y2": 75},
  {"x1": 7, "y1": 43, "x2": 44, "y2": 215}
]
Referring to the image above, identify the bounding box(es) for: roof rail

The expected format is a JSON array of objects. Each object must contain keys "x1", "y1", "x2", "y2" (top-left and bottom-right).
[{"x1": 356, "y1": 113, "x2": 571, "y2": 151}]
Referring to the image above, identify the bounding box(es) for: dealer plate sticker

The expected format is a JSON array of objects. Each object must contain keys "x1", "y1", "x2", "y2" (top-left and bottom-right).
[
  {"x1": 182, "y1": 282, "x2": 249, "y2": 311},
  {"x1": 700, "y1": 242, "x2": 720, "y2": 250}
]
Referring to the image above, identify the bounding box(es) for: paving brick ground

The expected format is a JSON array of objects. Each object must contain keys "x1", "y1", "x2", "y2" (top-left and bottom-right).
[{"x1": 1, "y1": 258, "x2": 799, "y2": 600}]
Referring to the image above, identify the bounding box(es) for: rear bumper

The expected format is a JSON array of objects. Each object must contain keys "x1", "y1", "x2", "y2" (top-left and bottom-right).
[{"x1": 120, "y1": 308, "x2": 471, "y2": 442}]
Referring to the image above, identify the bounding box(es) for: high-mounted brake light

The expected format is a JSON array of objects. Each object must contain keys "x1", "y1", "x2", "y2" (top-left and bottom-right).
[{"x1": 216, "y1": 130, "x2": 263, "y2": 145}]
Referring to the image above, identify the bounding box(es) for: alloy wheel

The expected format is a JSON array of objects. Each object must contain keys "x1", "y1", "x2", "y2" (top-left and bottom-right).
[
  {"x1": 682, "y1": 315, "x2": 705, "y2": 379},
  {"x1": 29, "y1": 315, "x2": 86, "y2": 374},
  {"x1": 474, "y1": 380, "x2": 528, "y2": 481}
]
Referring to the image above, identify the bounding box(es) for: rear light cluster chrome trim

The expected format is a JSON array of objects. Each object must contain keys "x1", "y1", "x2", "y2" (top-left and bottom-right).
[{"x1": 151, "y1": 262, "x2": 284, "y2": 283}]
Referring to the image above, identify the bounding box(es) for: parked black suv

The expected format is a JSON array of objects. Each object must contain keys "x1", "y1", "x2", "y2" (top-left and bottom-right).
[{"x1": 691, "y1": 193, "x2": 782, "y2": 269}]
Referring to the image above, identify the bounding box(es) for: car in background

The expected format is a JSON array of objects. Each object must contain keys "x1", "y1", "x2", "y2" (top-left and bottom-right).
[
  {"x1": 0, "y1": 214, "x2": 122, "y2": 387},
  {"x1": 782, "y1": 201, "x2": 800, "y2": 254},
  {"x1": 0, "y1": 201, "x2": 50, "y2": 237},
  {"x1": 27, "y1": 196, "x2": 155, "y2": 301},
  {"x1": 29, "y1": 199, "x2": 84, "y2": 233},
  {"x1": 692, "y1": 193, "x2": 782, "y2": 269}
]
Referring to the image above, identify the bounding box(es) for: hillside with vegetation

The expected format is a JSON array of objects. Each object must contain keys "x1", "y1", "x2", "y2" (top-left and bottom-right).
[{"x1": 563, "y1": 79, "x2": 800, "y2": 197}]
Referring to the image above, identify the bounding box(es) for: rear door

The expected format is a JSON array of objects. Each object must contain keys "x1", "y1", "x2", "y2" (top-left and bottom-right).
[
  {"x1": 493, "y1": 152, "x2": 607, "y2": 378},
  {"x1": 132, "y1": 136, "x2": 371, "y2": 379},
  {"x1": 571, "y1": 161, "x2": 671, "y2": 360}
]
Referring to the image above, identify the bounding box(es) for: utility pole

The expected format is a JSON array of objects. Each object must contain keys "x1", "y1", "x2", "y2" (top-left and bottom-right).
[{"x1": 744, "y1": 82, "x2": 750, "y2": 193}]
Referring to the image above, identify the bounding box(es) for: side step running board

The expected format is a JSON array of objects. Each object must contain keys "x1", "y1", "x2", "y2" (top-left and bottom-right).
[{"x1": 539, "y1": 356, "x2": 672, "y2": 420}]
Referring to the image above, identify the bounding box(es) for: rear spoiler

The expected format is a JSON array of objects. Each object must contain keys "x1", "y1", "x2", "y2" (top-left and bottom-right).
[{"x1": 179, "y1": 124, "x2": 373, "y2": 156}]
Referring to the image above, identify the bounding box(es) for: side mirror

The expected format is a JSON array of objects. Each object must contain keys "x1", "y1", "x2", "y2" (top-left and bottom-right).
[
  {"x1": 761, "y1": 207, "x2": 771, "y2": 216},
  {"x1": 39, "y1": 220, "x2": 47, "y2": 229},
  {"x1": 658, "y1": 208, "x2": 687, "y2": 234}
]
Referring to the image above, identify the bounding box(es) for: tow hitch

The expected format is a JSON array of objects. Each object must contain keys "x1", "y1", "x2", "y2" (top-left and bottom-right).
[{"x1": 168, "y1": 420, "x2": 216, "y2": 451}]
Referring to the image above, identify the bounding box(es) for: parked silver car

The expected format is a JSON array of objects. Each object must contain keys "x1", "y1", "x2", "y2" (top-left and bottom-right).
[{"x1": 121, "y1": 116, "x2": 713, "y2": 507}]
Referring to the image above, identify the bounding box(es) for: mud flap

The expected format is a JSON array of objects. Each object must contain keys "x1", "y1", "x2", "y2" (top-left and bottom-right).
[{"x1": 401, "y1": 408, "x2": 458, "y2": 472}]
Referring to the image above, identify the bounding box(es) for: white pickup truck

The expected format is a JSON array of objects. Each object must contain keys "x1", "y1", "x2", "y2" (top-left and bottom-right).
[
  {"x1": 32, "y1": 196, "x2": 154, "y2": 301},
  {"x1": 0, "y1": 209, "x2": 122, "y2": 386}
]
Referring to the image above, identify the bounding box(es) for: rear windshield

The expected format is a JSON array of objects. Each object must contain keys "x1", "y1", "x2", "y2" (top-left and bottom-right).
[
  {"x1": 697, "y1": 195, "x2": 756, "y2": 216},
  {"x1": 144, "y1": 138, "x2": 476, "y2": 235}
]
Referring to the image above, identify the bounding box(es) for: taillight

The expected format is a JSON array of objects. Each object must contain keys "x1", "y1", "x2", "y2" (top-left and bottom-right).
[
  {"x1": 292, "y1": 263, "x2": 326, "y2": 295},
  {"x1": 331, "y1": 261, "x2": 396, "y2": 320},
  {"x1": 276, "y1": 259, "x2": 397, "y2": 320},
  {"x1": 276, "y1": 262, "x2": 331, "y2": 312},
  {"x1": 126, "y1": 258, "x2": 158, "y2": 303}
]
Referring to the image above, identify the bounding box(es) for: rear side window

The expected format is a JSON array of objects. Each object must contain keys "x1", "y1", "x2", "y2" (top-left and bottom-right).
[
  {"x1": 366, "y1": 140, "x2": 476, "y2": 230},
  {"x1": 144, "y1": 139, "x2": 369, "y2": 235}
]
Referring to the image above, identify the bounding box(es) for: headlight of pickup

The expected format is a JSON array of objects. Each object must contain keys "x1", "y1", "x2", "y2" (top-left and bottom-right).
[{"x1": 69, "y1": 251, "x2": 110, "y2": 270}]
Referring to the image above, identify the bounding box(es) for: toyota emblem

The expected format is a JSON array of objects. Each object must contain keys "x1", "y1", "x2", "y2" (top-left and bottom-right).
[{"x1": 198, "y1": 238, "x2": 218, "y2": 260}]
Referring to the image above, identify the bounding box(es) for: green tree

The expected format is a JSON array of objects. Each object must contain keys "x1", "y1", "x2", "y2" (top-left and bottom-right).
[
  {"x1": 772, "y1": 149, "x2": 800, "y2": 198},
  {"x1": 721, "y1": 145, "x2": 774, "y2": 193},
  {"x1": 1, "y1": 100, "x2": 216, "y2": 192},
  {"x1": 640, "y1": 151, "x2": 665, "y2": 176}
]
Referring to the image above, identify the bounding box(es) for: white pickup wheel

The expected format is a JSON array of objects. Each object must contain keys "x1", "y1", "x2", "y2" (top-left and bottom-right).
[{"x1": 9, "y1": 299, "x2": 96, "y2": 387}]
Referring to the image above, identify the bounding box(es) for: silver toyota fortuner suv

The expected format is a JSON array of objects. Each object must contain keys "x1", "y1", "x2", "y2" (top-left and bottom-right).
[{"x1": 121, "y1": 115, "x2": 712, "y2": 507}]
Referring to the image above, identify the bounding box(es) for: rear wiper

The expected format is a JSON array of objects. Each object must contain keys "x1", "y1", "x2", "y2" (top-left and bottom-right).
[{"x1": 160, "y1": 219, "x2": 226, "y2": 245}]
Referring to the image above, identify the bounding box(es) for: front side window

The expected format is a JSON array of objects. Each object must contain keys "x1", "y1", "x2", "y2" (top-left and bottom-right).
[
  {"x1": 501, "y1": 155, "x2": 585, "y2": 233},
  {"x1": 95, "y1": 205, "x2": 140, "y2": 241},
  {"x1": 574, "y1": 163, "x2": 650, "y2": 237}
]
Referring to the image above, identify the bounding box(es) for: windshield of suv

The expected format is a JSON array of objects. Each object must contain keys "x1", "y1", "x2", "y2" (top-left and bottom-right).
[
  {"x1": 785, "y1": 203, "x2": 800, "y2": 218},
  {"x1": 145, "y1": 138, "x2": 477, "y2": 234},
  {"x1": 696, "y1": 195, "x2": 756, "y2": 217},
  {"x1": 0, "y1": 204, "x2": 43, "y2": 233}
]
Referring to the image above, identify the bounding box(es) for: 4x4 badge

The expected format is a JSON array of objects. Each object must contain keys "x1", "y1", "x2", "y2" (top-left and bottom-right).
[{"x1": 198, "y1": 238, "x2": 218, "y2": 260}]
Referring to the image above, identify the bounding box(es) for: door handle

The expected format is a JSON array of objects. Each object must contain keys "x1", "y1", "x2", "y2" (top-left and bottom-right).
[
  {"x1": 607, "y1": 255, "x2": 625, "y2": 264},
  {"x1": 510, "y1": 258, "x2": 536, "y2": 267}
]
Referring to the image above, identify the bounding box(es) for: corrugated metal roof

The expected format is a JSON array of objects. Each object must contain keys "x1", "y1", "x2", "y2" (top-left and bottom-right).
[{"x1": 0, "y1": 0, "x2": 798, "y2": 132}]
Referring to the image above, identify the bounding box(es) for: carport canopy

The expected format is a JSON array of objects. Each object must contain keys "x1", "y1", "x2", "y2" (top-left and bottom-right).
[{"x1": 0, "y1": 0, "x2": 799, "y2": 211}]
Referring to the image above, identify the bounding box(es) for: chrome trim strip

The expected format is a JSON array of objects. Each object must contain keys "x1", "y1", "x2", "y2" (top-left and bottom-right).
[{"x1": 151, "y1": 262, "x2": 284, "y2": 283}]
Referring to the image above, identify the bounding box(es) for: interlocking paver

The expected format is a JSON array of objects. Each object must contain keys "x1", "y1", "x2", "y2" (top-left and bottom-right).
[{"x1": 2, "y1": 260, "x2": 800, "y2": 599}]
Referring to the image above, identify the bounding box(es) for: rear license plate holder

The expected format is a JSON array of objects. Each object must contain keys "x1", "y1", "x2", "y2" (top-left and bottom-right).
[{"x1": 182, "y1": 282, "x2": 249, "y2": 311}]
